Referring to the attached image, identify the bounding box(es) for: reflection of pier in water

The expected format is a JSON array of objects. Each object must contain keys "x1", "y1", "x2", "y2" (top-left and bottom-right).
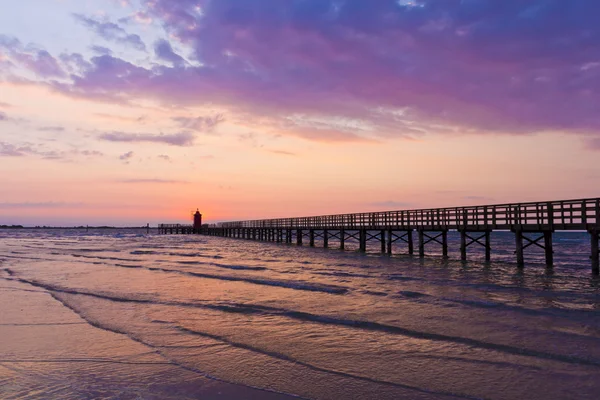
[{"x1": 159, "y1": 197, "x2": 600, "y2": 274}]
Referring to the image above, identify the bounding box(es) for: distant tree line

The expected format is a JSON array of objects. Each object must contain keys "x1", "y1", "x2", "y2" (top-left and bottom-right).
[{"x1": 0, "y1": 225, "x2": 24, "y2": 229}]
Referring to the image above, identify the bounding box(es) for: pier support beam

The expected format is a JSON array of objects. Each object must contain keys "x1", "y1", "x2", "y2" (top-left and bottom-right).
[
  {"x1": 323, "y1": 230, "x2": 329, "y2": 248},
  {"x1": 387, "y1": 230, "x2": 393, "y2": 254},
  {"x1": 418, "y1": 230, "x2": 448, "y2": 258},
  {"x1": 460, "y1": 230, "x2": 492, "y2": 262},
  {"x1": 460, "y1": 230, "x2": 467, "y2": 261},
  {"x1": 485, "y1": 231, "x2": 491, "y2": 262},
  {"x1": 359, "y1": 230, "x2": 367, "y2": 252},
  {"x1": 514, "y1": 229, "x2": 554, "y2": 268},
  {"x1": 591, "y1": 229, "x2": 599, "y2": 275},
  {"x1": 297, "y1": 230, "x2": 303, "y2": 245},
  {"x1": 309, "y1": 230, "x2": 315, "y2": 247},
  {"x1": 515, "y1": 229, "x2": 524, "y2": 268},
  {"x1": 442, "y1": 230, "x2": 448, "y2": 258},
  {"x1": 544, "y1": 231, "x2": 554, "y2": 267},
  {"x1": 340, "y1": 229, "x2": 345, "y2": 250},
  {"x1": 381, "y1": 230, "x2": 386, "y2": 253}
]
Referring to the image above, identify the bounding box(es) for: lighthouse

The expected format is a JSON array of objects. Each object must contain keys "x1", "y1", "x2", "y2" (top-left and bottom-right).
[{"x1": 193, "y1": 209, "x2": 203, "y2": 230}]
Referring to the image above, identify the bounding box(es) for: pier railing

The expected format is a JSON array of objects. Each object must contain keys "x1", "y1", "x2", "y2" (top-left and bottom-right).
[
  {"x1": 217, "y1": 198, "x2": 600, "y2": 231},
  {"x1": 160, "y1": 197, "x2": 600, "y2": 272}
]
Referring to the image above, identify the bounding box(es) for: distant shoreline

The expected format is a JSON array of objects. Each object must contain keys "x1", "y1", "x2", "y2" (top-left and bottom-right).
[{"x1": 0, "y1": 226, "x2": 154, "y2": 230}]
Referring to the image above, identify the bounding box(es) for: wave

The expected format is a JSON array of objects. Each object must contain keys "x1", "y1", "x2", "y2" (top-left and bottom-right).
[
  {"x1": 15, "y1": 277, "x2": 600, "y2": 368},
  {"x1": 175, "y1": 326, "x2": 477, "y2": 399},
  {"x1": 72, "y1": 254, "x2": 137, "y2": 262},
  {"x1": 44, "y1": 291, "x2": 312, "y2": 400},
  {"x1": 177, "y1": 261, "x2": 267, "y2": 271},
  {"x1": 167, "y1": 252, "x2": 224, "y2": 259},
  {"x1": 314, "y1": 271, "x2": 373, "y2": 278}
]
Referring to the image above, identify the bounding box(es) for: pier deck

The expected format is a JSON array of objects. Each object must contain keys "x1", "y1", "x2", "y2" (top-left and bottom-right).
[{"x1": 159, "y1": 197, "x2": 600, "y2": 273}]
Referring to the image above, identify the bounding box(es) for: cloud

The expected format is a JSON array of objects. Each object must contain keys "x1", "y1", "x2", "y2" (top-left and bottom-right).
[
  {"x1": 157, "y1": 154, "x2": 171, "y2": 162},
  {"x1": 94, "y1": 113, "x2": 147, "y2": 123},
  {"x1": 38, "y1": 126, "x2": 65, "y2": 132},
  {"x1": 0, "y1": 101, "x2": 12, "y2": 108},
  {"x1": 585, "y1": 137, "x2": 600, "y2": 151},
  {"x1": 268, "y1": 149, "x2": 297, "y2": 156},
  {"x1": 73, "y1": 14, "x2": 146, "y2": 51},
  {"x1": 117, "y1": 178, "x2": 189, "y2": 184},
  {"x1": 172, "y1": 114, "x2": 224, "y2": 133},
  {"x1": 0, "y1": 111, "x2": 7, "y2": 121},
  {"x1": 0, "y1": 35, "x2": 65, "y2": 78},
  {"x1": 369, "y1": 201, "x2": 413, "y2": 209},
  {"x1": 154, "y1": 39, "x2": 186, "y2": 67},
  {"x1": 80, "y1": 150, "x2": 104, "y2": 157},
  {"x1": 0, "y1": 202, "x2": 86, "y2": 209},
  {"x1": 119, "y1": 151, "x2": 134, "y2": 160},
  {"x1": 6, "y1": 1, "x2": 600, "y2": 142},
  {"x1": 90, "y1": 45, "x2": 113, "y2": 56},
  {"x1": 0, "y1": 142, "x2": 24, "y2": 156},
  {"x1": 0, "y1": 140, "x2": 104, "y2": 160},
  {"x1": 99, "y1": 131, "x2": 195, "y2": 146}
]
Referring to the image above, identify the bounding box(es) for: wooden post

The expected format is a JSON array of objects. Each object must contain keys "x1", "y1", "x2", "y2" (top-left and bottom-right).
[
  {"x1": 544, "y1": 231, "x2": 554, "y2": 267},
  {"x1": 418, "y1": 229, "x2": 424, "y2": 257},
  {"x1": 359, "y1": 229, "x2": 367, "y2": 252},
  {"x1": 460, "y1": 230, "x2": 467, "y2": 261},
  {"x1": 407, "y1": 230, "x2": 414, "y2": 255},
  {"x1": 380, "y1": 230, "x2": 386, "y2": 253},
  {"x1": 297, "y1": 229, "x2": 303, "y2": 245},
  {"x1": 485, "y1": 231, "x2": 491, "y2": 262},
  {"x1": 387, "y1": 230, "x2": 393, "y2": 254},
  {"x1": 591, "y1": 230, "x2": 599, "y2": 275},
  {"x1": 309, "y1": 230, "x2": 315, "y2": 247},
  {"x1": 442, "y1": 230, "x2": 448, "y2": 258},
  {"x1": 323, "y1": 230, "x2": 329, "y2": 248},
  {"x1": 515, "y1": 229, "x2": 524, "y2": 268},
  {"x1": 340, "y1": 229, "x2": 345, "y2": 250}
]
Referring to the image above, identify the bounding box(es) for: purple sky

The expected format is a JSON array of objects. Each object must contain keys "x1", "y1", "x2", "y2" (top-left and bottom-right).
[{"x1": 1, "y1": 0, "x2": 600, "y2": 225}]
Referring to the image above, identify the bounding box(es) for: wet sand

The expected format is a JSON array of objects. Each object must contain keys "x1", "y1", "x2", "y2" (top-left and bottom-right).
[{"x1": 0, "y1": 277, "x2": 295, "y2": 400}]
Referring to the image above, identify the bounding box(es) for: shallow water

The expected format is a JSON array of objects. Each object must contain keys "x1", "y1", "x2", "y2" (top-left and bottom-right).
[{"x1": 1, "y1": 228, "x2": 600, "y2": 399}]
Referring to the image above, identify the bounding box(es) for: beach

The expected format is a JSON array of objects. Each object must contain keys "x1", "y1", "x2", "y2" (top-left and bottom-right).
[{"x1": 1, "y1": 229, "x2": 600, "y2": 399}]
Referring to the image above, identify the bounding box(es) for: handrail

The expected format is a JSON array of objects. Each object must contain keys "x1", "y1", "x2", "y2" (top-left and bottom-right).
[{"x1": 214, "y1": 197, "x2": 600, "y2": 230}]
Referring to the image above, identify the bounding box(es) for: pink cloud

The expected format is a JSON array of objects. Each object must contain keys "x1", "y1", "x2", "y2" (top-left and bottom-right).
[
  {"x1": 100, "y1": 131, "x2": 196, "y2": 146},
  {"x1": 0, "y1": 35, "x2": 65, "y2": 78},
  {"x1": 6, "y1": 1, "x2": 600, "y2": 141}
]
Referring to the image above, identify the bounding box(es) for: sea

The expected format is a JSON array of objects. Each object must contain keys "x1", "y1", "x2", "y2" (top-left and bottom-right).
[{"x1": 1, "y1": 228, "x2": 599, "y2": 399}]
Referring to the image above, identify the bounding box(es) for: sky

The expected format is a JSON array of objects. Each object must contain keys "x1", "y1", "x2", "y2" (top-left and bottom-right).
[{"x1": 1, "y1": 0, "x2": 600, "y2": 226}]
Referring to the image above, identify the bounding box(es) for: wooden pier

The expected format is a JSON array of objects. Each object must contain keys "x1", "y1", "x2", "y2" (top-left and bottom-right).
[{"x1": 159, "y1": 197, "x2": 600, "y2": 274}]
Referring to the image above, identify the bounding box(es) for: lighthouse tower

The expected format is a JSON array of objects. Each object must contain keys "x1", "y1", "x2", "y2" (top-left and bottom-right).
[{"x1": 193, "y1": 209, "x2": 203, "y2": 231}]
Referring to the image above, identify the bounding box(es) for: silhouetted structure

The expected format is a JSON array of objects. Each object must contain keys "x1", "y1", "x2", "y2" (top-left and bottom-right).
[
  {"x1": 159, "y1": 198, "x2": 600, "y2": 274},
  {"x1": 193, "y1": 210, "x2": 203, "y2": 230}
]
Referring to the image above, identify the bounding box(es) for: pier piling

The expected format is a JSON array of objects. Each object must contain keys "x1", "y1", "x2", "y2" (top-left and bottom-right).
[
  {"x1": 160, "y1": 197, "x2": 600, "y2": 273},
  {"x1": 591, "y1": 230, "x2": 599, "y2": 275},
  {"x1": 515, "y1": 229, "x2": 525, "y2": 268}
]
